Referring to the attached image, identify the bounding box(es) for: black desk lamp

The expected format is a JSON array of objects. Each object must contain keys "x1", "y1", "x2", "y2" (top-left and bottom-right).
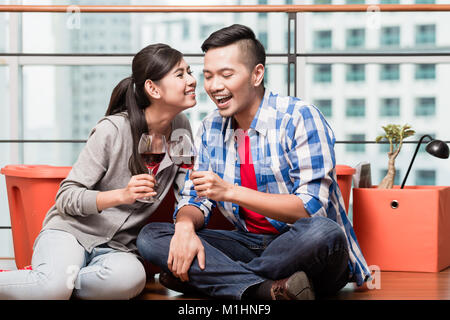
[{"x1": 400, "y1": 134, "x2": 449, "y2": 189}]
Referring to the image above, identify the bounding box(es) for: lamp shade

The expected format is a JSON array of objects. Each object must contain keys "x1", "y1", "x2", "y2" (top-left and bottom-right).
[
  {"x1": 425, "y1": 140, "x2": 449, "y2": 159},
  {"x1": 401, "y1": 135, "x2": 449, "y2": 189}
]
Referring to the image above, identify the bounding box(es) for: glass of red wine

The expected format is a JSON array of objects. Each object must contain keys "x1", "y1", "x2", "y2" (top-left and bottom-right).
[
  {"x1": 137, "y1": 132, "x2": 167, "y2": 203},
  {"x1": 168, "y1": 134, "x2": 205, "y2": 202}
]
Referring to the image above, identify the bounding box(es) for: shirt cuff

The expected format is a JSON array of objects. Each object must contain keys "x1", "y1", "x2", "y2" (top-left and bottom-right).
[
  {"x1": 82, "y1": 189, "x2": 100, "y2": 215},
  {"x1": 174, "y1": 198, "x2": 212, "y2": 225}
]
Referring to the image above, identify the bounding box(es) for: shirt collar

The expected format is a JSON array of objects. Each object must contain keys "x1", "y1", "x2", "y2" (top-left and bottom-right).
[{"x1": 223, "y1": 89, "x2": 270, "y2": 143}]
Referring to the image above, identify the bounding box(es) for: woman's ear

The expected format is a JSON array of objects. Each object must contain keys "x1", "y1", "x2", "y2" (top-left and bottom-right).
[
  {"x1": 252, "y1": 64, "x2": 265, "y2": 87},
  {"x1": 144, "y1": 79, "x2": 161, "y2": 100}
]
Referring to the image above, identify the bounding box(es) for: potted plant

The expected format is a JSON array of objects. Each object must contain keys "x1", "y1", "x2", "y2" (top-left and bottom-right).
[{"x1": 375, "y1": 124, "x2": 415, "y2": 189}]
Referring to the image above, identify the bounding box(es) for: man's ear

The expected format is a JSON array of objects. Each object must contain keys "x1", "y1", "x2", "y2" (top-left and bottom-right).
[
  {"x1": 252, "y1": 64, "x2": 265, "y2": 87},
  {"x1": 144, "y1": 79, "x2": 161, "y2": 99}
]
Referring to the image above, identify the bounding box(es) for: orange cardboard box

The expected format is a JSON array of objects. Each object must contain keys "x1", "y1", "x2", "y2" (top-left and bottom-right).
[{"x1": 353, "y1": 186, "x2": 450, "y2": 272}]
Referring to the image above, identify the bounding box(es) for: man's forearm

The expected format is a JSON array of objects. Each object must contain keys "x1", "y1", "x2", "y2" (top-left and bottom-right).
[
  {"x1": 175, "y1": 205, "x2": 205, "y2": 231},
  {"x1": 227, "y1": 185, "x2": 310, "y2": 224}
]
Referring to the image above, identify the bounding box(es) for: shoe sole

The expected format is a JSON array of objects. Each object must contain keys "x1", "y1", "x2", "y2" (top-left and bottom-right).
[{"x1": 285, "y1": 271, "x2": 315, "y2": 300}]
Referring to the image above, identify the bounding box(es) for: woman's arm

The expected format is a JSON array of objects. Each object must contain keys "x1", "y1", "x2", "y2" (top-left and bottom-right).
[
  {"x1": 55, "y1": 119, "x2": 122, "y2": 216},
  {"x1": 96, "y1": 173, "x2": 157, "y2": 212}
]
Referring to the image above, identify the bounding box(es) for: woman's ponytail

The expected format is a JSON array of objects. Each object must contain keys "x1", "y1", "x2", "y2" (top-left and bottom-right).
[
  {"x1": 105, "y1": 76, "x2": 133, "y2": 116},
  {"x1": 125, "y1": 77, "x2": 149, "y2": 175}
]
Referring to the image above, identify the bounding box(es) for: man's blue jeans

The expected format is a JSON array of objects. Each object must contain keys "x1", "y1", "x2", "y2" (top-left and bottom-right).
[{"x1": 137, "y1": 216, "x2": 349, "y2": 300}]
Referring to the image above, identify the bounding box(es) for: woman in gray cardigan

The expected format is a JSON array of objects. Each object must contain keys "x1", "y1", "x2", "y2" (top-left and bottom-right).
[{"x1": 0, "y1": 43, "x2": 196, "y2": 300}]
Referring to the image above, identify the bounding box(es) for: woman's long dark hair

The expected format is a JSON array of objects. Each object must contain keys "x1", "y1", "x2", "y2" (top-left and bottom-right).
[{"x1": 105, "y1": 43, "x2": 183, "y2": 175}]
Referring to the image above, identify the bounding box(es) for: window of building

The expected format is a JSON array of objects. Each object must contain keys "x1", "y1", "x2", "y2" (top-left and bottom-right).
[
  {"x1": 346, "y1": 0, "x2": 365, "y2": 4},
  {"x1": 314, "y1": 64, "x2": 332, "y2": 83},
  {"x1": 415, "y1": 64, "x2": 436, "y2": 80},
  {"x1": 415, "y1": 97, "x2": 436, "y2": 116},
  {"x1": 258, "y1": 31, "x2": 268, "y2": 49},
  {"x1": 380, "y1": 98, "x2": 400, "y2": 117},
  {"x1": 415, "y1": 170, "x2": 436, "y2": 185},
  {"x1": 415, "y1": 24, "x2": 436, "y2": 45},
  {"x1": 346, "y1": 134, "x2": 366, "y2": 153},
  {"x1": 346, "y1": 99, "x2": 365, "y2": 117},
  {"x1": 346, "y1": 64, "x2": 365, "y2": 82},
  {"x1": 346, "y1": 28, "x2": 365, "y2": 48},
  {"x1": 379, "y1": 143, "x2": 391, "y2": 154},
  {"x1": 415, "y1": 0, "x2": 435, "y2": 3},
  {"x1": 182, "y1": 19, "x2": 190, "y2": 39},
  {"x1": 380, "y1": 0, "x2": 400, "y2": 3},
  {"x1": 314, "y1": 0, "x2": 332, "y2": 4},
  {"x1": 380, "y1": 26, "x2": 400, "y2": 47},
  {"x1": 314, "y1": 30, "x2": 332, "y2": 50},
  {"x1": 314, "y1": 99, "x2": 332, "y2": 118},
  {"x1": 380, "y1": 64, "x2": 400, "y2": 81}
]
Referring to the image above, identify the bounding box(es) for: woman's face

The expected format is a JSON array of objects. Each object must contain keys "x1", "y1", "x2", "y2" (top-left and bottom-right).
[{"x1": 153, "y1": 58, "x2": 197, "y2": 110}]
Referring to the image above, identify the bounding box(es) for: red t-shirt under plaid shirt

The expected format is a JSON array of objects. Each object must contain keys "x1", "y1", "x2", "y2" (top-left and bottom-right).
[{"x1": 237, "y1": 130, "x2": 279, "y2": 234}]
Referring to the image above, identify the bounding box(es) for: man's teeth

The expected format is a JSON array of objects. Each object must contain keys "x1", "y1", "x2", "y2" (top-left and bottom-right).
[{"x1": 216, "y1": 95, "x2": 231, "y2": 103}]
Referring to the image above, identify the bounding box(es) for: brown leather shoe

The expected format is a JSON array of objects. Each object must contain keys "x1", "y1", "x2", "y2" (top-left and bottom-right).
[
  {"x1": 158, "y1": 271, "x2": 200, "y2": 295},
  {"x1": 270, "y1": 271, "x2": 315, "y2": 300}
]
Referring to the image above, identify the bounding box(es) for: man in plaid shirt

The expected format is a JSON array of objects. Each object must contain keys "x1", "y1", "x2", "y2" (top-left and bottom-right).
[{"x1": 137, "y1": 24, "x2": 370, "y2": 300}]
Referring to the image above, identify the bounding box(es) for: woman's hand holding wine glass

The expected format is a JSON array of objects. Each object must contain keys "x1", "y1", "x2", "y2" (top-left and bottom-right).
[
  {"x1": 136, "y1": 132, "x2": 167, "y2": 203},
  {"x1": 121, "y1": 174, "x2": 157, "y2": 205}
]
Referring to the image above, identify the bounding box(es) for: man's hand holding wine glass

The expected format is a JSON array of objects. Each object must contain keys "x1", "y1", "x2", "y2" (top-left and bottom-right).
[{"x1": 190, "y1": 170, "x2": 234, "y2": 202}]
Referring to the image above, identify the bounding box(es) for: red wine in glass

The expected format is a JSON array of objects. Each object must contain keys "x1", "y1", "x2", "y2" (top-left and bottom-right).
[
  {"x1": 137, "y1": 133, "x2": 167, "y2": 203},
  {"x1": 142, "y1": 152, "x2": 166, "y2": 173},
  {"x1": 175, "y1": 155, "x2": 195, "y2": 170},
  {"x1": 168, "y1": 134, "x2": 205, "y2": 202}
]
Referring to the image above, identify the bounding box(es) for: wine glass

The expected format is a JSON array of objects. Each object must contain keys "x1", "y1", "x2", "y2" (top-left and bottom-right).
[
  {"x1": 137, "y1": 132, "x2": 167, "y2": 203},
  {"x1": 168, "y1": 134, "x2": 205, "y2": 202}
]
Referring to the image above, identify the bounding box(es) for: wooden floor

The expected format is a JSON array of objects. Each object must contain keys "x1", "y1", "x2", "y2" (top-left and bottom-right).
[
  {"x1": 136, "y1": 268, "x2": 450, "y2": 300},
  {"x1": 2, "y1": 258, "x2": 449, "y2": 300}
]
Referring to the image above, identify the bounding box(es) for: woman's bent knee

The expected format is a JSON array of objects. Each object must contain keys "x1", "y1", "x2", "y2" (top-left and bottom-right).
[
  {"x1": 26, "y1": 270, "x2": 75, "y2": 300},
  {"x1": 73, "y1": 253, "x2": 146, "y2": 300}
]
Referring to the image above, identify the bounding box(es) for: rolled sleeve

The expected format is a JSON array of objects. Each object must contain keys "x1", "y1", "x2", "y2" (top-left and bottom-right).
[
  {"x1": 288, "y1": 105, "x2": 336, "y2": 217},
  {"x1": 81, "y1": 189, "x2": 101, "y2": 215},
  {"x1": 173, "y1": 197, "x2": 213, "y2": 226}
]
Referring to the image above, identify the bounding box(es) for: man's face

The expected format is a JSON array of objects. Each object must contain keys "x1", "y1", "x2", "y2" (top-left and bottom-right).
[{"x1": 203, "y1": 43, "x2": 255, "y2": 118}]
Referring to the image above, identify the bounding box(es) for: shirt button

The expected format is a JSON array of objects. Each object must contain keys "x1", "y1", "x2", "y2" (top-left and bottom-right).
[{"x1": 105, "y1": 237, "x2": 110, "y2": 241}]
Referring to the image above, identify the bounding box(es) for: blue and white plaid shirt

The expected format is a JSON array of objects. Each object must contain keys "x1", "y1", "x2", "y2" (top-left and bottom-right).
[{"x1": 174, "y1": 90, "x2": 370, "y2": 286}]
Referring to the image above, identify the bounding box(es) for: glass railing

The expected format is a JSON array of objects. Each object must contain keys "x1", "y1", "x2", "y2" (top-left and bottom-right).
[{"x1": 0, "y1": 2, "x2": 449, "y2": 256}]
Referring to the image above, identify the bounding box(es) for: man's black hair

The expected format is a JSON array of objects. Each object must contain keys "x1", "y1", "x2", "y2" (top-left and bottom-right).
[{"x1": 201, "y1": 24, "x2": 266, "y2": 69}]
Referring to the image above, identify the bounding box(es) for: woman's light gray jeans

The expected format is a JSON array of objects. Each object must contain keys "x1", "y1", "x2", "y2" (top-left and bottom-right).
[{"x1": 0, "y1": 229, "x2": 146, "y2": 300}]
